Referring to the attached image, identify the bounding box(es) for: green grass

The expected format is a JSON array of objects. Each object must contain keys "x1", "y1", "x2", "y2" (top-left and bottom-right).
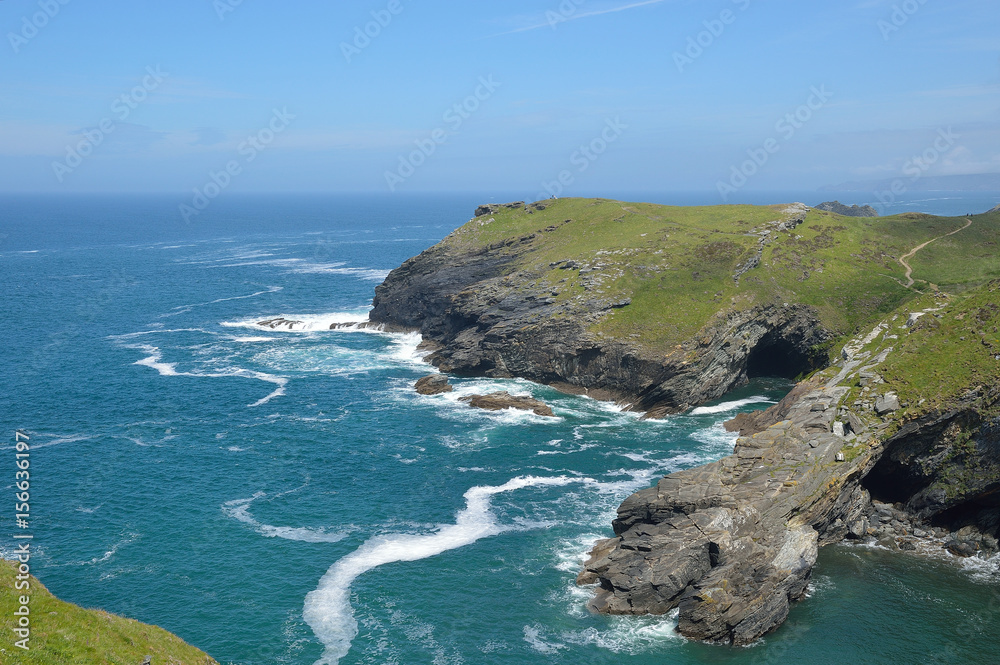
[
  {"x1": 1, "y1": 561, "x2": 217, "y2": 665},
  {"x1": 876, "y1": 281, "x2": 1000, "y2": 414},
  {"x1": 448, "y1": 199, "x2": 1000, "y2": 355}
]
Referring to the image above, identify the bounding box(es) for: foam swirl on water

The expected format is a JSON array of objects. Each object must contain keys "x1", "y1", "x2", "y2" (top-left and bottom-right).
[{"x1": 303, "y1": 476, "x2": 578, "y2": 665}]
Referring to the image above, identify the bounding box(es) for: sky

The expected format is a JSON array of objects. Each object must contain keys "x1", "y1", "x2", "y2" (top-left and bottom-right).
[{"x1": 1, "y1": 0, "x2": 998, "y2": 200}]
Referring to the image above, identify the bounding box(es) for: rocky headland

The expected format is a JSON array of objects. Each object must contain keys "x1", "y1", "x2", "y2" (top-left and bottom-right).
[
  {"x1": 362, "y1": 198, "x2": 1000, "y2": 645},
  {"x1": 578, "y1": 292, "x2": 1000, "y2": 643},
  {"x1": 814, "y1": 200, "x2": 879, "y2": 217}
]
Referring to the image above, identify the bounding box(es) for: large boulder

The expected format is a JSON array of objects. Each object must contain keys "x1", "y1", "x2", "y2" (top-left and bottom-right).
[
  {"x1": 459, "y1": 391, "x2": 555, "y2": 417},
  {"x1": 415, "y1": 374, "x2": 453, "y2": 395}
]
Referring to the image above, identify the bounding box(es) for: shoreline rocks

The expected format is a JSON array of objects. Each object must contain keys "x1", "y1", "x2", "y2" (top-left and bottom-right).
[
  {"x1": 578, "y1": 311, "x2": 1000, "y2": 644},
  {"x1": 578, "y1": 381, "x2": 858, "y2": 644},
  {"x1": 415, "y1": 374, "x2": 453, "y2": 395},
  {"x1": 368, "y1": 202, "x2": 827, "y2": 418},
  {"x1": 459, "y1": 391, "x2": 555, "y2": 417}
]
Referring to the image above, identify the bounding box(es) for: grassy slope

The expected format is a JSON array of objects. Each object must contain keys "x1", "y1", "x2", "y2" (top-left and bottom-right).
[
  {"x1": 446, "y1": 199, "x2": 1000, "y2": 355},
  {"x1": 0, "y1": 561, "x2": 216, "y2": 665},
  {"x1": 876, "y1": 282, "x2": 1000, "y2": 414}
]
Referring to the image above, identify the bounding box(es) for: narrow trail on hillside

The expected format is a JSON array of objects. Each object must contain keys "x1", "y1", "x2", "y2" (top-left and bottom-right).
[{"x1": 898, "y1": 218, "x2": 973, "y2": 288}]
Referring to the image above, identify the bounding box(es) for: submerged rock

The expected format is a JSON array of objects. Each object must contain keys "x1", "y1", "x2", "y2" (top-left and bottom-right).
[
  {"x1": 415, "y1": 374, "x2": 454, "y2": 395},
  {"x1": 459, "y1": 392, "x2": 555, "y2": 417},
  {"x1": 257, "y1": 317, "x2": 304, "y2": 329}
]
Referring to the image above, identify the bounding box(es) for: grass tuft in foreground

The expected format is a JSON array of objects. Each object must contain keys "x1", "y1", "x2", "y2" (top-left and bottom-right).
[{"x1": 1, "y1": 560, "x2": 217, "y2": 665}]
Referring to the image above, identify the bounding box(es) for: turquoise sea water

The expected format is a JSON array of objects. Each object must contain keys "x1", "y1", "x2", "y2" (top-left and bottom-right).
[{"x1": 2, "y1": 194, "x2": 1000, "y2": 665}]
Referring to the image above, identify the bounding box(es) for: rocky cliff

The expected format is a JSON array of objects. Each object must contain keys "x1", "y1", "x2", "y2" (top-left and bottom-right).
[
  {"x1": 369, "y1": 199, "x2": 942, "y2": 415},
  {"x1": 579, "y1": 284, "x2": 1000, "y2": 644},
  {"x1": 367, "y1": 199, "x2": 1000, "y2": 645}
]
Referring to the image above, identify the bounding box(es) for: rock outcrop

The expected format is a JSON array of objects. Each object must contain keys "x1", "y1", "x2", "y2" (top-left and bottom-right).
[
  {"x1": 370, "y1": 203, "x2": 828, "y2": 416},
  {"x1": 459, "y1": 391, "x2": 555, "y2": 417},
  {"x1": 368, "y1": 198, "x2": 1000, "y2": 646},
  {"x1": 814, "y1": 201, "x2": 879, "y2": 217},
  {"x1": 415, "y1": 374, "x2": 453, "y2": 395},
  {"x1": 580, "y1": 298, "x2": 1000, "y2": 644},
  {"x1": 579, "y1": 379, "x2": 863, "y2": 644}
]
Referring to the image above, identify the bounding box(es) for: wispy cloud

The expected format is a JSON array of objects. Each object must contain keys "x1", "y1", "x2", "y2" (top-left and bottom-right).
[{"x1": 493, "y1": 0, "x2": 671, "y2": 37}]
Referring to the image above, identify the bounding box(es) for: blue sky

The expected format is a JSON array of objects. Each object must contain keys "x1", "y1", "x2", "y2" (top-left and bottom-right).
[{"x1": 1, "y1": 0, "x2": 997, "y2": 199}]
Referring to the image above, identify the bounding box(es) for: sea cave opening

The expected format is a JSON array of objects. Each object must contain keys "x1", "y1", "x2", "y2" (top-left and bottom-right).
[
  {"x1": 860, "y1": 458, "x2": 924, "y2": 506},
  {"x1": 746, "y1": 333, "x2": 817, "y2": 381}
]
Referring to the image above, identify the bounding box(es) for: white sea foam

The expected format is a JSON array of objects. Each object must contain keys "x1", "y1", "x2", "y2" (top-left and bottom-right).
[
  {"x1": 959, "y1": 551, "x2": 1000, "y2": 582},
  {"x1": 110, "y1": 328, "x2": 217, "y2": 340},
  {"x1": 188, "y1": 255, "x2": 390, "y2": 281},
  {"x1": 560, "y1": 611, "x2": 683, "y2": 653},
  {"x1": 286, "y1": 264, "x2": 391, "y2": 281},
  {"x1": 689, "y1": 422, "x2": 740, "y2": 453},
  {"x1": 689, "y1": 395, "x2": 774, "y2": 415},
  {"x1": 427, "y1": 380, "x2": 563, "y2": 425},
  {"x1": 66, "y1": 532, "x2": 140, "y2": 566},
  {"x1": 524, "y1": 625, "x2": 567, "y2": 654},
  {"x1": 134, "y1": 345, "x2": 180, "y2": 375},
  {"x1": 222, "y1": 493, "x2": 348, "y2": 544},
  {"x1": 130, "y1": 344, "x2": 288, "y2": 407},
  {"x1": 18, "y1": 434, "x2": 95, "y2": 451},
  {"x1": 303, "y1": 475, "x2": 579, "y2": 665}
]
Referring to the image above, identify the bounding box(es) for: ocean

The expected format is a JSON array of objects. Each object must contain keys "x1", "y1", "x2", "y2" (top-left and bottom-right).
[{"x1": 2, "y1": 192, "x2": 999, "y2": 665}]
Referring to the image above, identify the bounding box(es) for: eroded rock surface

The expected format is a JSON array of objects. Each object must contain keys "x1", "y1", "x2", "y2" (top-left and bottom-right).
[
  {"x1": 581, "y1": 307, "x2": 1000, "y2": 645},
  {"x1": 415, "y1": 374, "x2": 453, "y2": 395},
  {"x1": 459, "y1": 392, "x2": 555, "y2": 417},
  {"x1": 579, "y1": 382, "x2": 865, "y2": 644},
  {"x1": 369, "y1": 205, "x2": 827, "y2": 416}
]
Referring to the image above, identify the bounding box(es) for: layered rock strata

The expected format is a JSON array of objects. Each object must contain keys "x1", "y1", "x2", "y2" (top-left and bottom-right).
[
  {"x1": 579, "y1": 310, "x2": 1000, "y2": 644},
  {"x1": 369, "y1": 205, "x2": 826, "y2": 416}
]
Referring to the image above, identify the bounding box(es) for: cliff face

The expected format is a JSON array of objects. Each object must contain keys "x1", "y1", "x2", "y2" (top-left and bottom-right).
[
  {"x1": 368, "y1": 199, "x2": 1000, "y2": 645},
  {"x1": 579, "y1": 284, "x2": 1000, "y2": 644},
  {"x1": 371, "y1": 200, "x2": 838, "y2": 414}
]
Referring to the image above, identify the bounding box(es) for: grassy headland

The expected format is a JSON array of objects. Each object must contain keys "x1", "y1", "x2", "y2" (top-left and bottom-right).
[{"x1": 446, "y1": 199, "x2": 1000, "y2": 359}]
